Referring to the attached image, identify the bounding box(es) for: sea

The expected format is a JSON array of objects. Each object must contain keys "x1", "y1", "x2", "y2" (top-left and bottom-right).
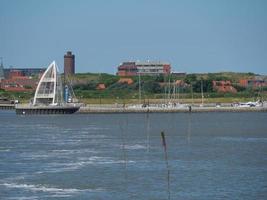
[{"x1": 0, "y1": 110, "x2": 267, "y2": 200}]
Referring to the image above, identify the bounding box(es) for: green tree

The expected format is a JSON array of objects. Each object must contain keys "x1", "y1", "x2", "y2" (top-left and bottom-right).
[
  {"x1": 184, "y1": 74, "x2": 197, "y2": 84},
  {"x1": 143, "y1": 81, "x2": 162, "y2": 93},
  {"x1": 155, "y1": 74, "x2": 164, "y2": 82}
]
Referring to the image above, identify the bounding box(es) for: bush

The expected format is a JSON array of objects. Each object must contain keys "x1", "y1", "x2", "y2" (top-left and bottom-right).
[
  {"x1": 143, "y1": 81, "x2": 162, "y2": 93},
  {"x1": 232, "y1": 84, "x2": 246, "y2": 92},
  {"x1": 23, "y1": 85, "x2": 33, "y2": 89},
  {"x1": 184, "y1": 74, "x2": 197, "y2": 84},
  {"x1": 192, "y1": 80, "x2": 213, "y2": 93},
  {"x1": 99, "y1": 73, "x2": 119, "y2": 87},
  {"x1": 73, "y1": 81, "x2": 98, "y2": 90}
]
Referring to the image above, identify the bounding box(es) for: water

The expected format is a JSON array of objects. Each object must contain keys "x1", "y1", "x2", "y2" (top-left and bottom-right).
[{"x1": 0, "y1": 110, "x2": 267, "y2": 200}]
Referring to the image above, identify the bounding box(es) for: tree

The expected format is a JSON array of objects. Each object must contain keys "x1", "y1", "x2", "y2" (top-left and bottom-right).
[
  {"x1": 143, "y1": 81, "x2": 162, "y2": 93},
  {"x1": 155, "y1": 74, "x2": 164, "y2": 82},
  {"x1": 73, "y1": 81, "x2": 98, "y2": 90},
  {"x1": 232, "y1": 84, "x2": 246, "y2": 92},
  {"x1": 184, "y1": 74, "x2": 197, "y2": 84},
  {"x1": 191, "y1": 79, "x2": 213, "y2": 93}
]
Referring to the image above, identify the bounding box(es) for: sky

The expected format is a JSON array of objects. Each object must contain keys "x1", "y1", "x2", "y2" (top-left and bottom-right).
[{"x1": 1, "y1": 0, "x2": 267, "y2": 74}]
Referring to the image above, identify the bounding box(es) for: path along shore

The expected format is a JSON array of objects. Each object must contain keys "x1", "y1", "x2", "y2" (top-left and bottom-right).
[
  {"x1": 1, "y1": 103, "x2": 267, "y2": 114},
  {"x1": 78, "y1": 103, "x2": 267, "y2": 114}
]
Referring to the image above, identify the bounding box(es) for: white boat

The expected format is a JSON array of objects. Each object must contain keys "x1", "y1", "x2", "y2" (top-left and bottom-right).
[{"x1": 234, "y1": 100, "x2": 263, "y2": 108}]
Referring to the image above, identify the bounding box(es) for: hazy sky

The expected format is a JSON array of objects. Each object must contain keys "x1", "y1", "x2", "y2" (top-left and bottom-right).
[{"x1": 1, "y1": 0, "x2": 267, "y2": 74}]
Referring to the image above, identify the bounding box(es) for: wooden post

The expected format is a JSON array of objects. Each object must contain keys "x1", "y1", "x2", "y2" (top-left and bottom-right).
[{"x1": 161, "y1": 131, "x2": 171, "y2": 200}]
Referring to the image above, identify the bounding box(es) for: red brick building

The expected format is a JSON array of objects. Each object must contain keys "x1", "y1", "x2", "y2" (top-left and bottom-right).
[
  {"x1": 239, "y1": 77, "x2": 267, "y2": 88},
  {"x1": 0, "y1": 70, "x2": 38, "y2": 92},
  {"x1": 96, "y1": 83, "x2": 106, "y2": 90},
  {"x1": 117, "y1": 61, "x2": 171, "y2": 76},
  {"x1": 118, "y1": 78, "x2": 134, "y2": 85},
  {"x1": 212, "y1": 81, "x2": 237, "y2": 93}
]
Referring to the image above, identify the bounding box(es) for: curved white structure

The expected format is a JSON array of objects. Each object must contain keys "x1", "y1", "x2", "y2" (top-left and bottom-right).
[{"x1": 33, "y1": 61, "x2": 63, "y2": 106}]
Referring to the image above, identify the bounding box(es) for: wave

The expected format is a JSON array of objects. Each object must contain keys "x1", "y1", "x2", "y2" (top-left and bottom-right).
[
  {"x1": 215, "y1": 137, "x2": 267, "y2": 142},
  {"x1": 1, "y1": 175, "x2": 27, "y2": 182},
  {"x1": 51, "y1": 149, "x2": 97, "y2": 155},
  {"x1": 81, "y1": 156, "x2": 135, "y2": 164},
  {"x1": 0, "y1": 149, "x2": 10, "y2": 152},
  {"x1": 63, "y1": 156, "x2": 135, "y2": 169},
  {"x1": 83, "y1": 127, "x2": 109, "y2": 131},
  {"x1": 20, "y1": 148, "x2": 98, "y2": 161},
  {"x1": 7, "y1": 197, "x2": 39, "y2": 200},
  {"x1": 33, "y1": 156, "x2": 135, "y2": 173},
  {"x1": 1, "y1": 183, "x2": 102, "y2": 195},
  {"x1": 122, "y1": 144, "x2": 147, "y2": 150}
]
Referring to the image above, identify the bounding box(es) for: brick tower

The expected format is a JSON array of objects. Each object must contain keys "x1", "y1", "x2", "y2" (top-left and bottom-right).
[{"x1": 64, "y1": 51, "x2": 75, "y2": 76}]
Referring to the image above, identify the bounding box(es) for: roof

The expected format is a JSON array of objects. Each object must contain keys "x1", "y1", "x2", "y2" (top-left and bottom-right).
[
  {"x1": 96, "y1": 83, "x2": 106, "y2": 90},
  {"x1": 135, "y1": 61, "x2": 170, "y2": 65},
  {"x1": 118, "y1": 78, "x2": 134, "y2": 84}
]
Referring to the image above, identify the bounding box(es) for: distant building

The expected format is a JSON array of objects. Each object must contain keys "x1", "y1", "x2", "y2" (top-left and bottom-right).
[
  {"x1": 96, "y1": 83, "x2": 106, "y2": 90},
  {"x1": 64, "y1": 51, "x2": 75, "y2": 76},
  {"x1": 117, "y1": 61, "x2": 171, "y2": 76},
  {"x1": 0, "y1": 66, "x2": 44, "y2": 92},
  {"x1": 0, "y1": 70, "x2": 38, "y2": 92},
  {"x1": 239, "y1": 76, "x2": 267, "y2": 88},
  {"x1": 212, "y1": 81, "x2": 237, "y2": 93},
  {"x1": 118, "y1": 78, "x2": 134, "y2": 85},
  {"x1": 117, "y1": 62, "x2": 137, "y2": 76},
  {"x1": 239, "y1": 79, "x2": 248, "y2": 87},
  {"x1": 175, "y1": 80, "x2": 186, "y2": 87},
  {"x1": 8, "y1": 70, "x2": 24, "y2": 79},
  {"x1": 3, "y1": 68, "x2": 45, "y2": 79}
]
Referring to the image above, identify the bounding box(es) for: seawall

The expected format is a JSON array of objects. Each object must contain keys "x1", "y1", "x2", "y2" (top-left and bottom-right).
[
  {"x1": 0, "y1": 104, "x2": 15, "y2": 110},
  {"x1": 78, "y1": 105, "x2": 267, "y2": 114}
]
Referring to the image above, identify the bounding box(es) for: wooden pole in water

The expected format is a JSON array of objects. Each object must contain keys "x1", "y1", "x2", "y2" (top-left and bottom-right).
[
  {"x1": 201, "y1": 79, "x2": 204, "y2": 106},
  {"x1": 146, "y1": 112, "x2": 150, "y2": 153},
  {"x1": 138, "y1": 73, "x2": 141, "y2": 105},
  {"x1": 161, "y1": 131, "x2": 171, "y2": 200}
]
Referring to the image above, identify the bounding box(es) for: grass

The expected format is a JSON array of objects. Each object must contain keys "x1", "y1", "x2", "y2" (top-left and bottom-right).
[{"x1": 79, "y1": 96, "x2": 264, "y2": 105}]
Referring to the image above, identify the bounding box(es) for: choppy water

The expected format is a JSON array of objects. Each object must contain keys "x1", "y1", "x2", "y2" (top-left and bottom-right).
[{"x1": 0, "y1": 110, "x2": 267, "y2": 199}]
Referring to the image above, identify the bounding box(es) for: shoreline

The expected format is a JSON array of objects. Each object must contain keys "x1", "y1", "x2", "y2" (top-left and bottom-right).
[
  {"x1": 1, "y1": 103, "x2": 267, "y2": 114},
  {"x1": 0, "y1": 104, "x2": 15, "y2": 110},
  {"x1": 78, "y1": 105, "x2": 267, "y2": 114}
]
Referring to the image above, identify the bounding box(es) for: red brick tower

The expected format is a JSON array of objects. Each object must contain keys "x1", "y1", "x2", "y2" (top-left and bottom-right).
[{"x1": 64, "y1": 51, "x2": 75, "y2": 76}]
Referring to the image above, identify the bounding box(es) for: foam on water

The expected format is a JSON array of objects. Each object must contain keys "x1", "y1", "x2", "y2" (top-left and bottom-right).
[
  {"x1": 7, "y1": 197, "x2": 39, "y2": 200},
  {"x1": 123, "y1": 144, "x2": 147, "y2": 150},
  {"x1": 20, "y1": 152, "x2": 50, "y2": 160},
  {"x1": 1, "y1": 183, "x2": 103, "y2": 195},
  {"x1": 0, "y1": 149, "x2": 10, "y2": 152},
  {"x1": 30, "y1": 156, "x2": 136, "y2": 173},
  {"x1": 55, "y1": 156, "x2": 135, "y2": 170},
  {"x1": 81, "y1": 134, "x2": 108, "y2": 138},
  {"x1": 215, "y1": 137, "x2": 267, "y2": 142},
  {"x1": 51, "y1": 149, "x2": 97, "y2": 154}
]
